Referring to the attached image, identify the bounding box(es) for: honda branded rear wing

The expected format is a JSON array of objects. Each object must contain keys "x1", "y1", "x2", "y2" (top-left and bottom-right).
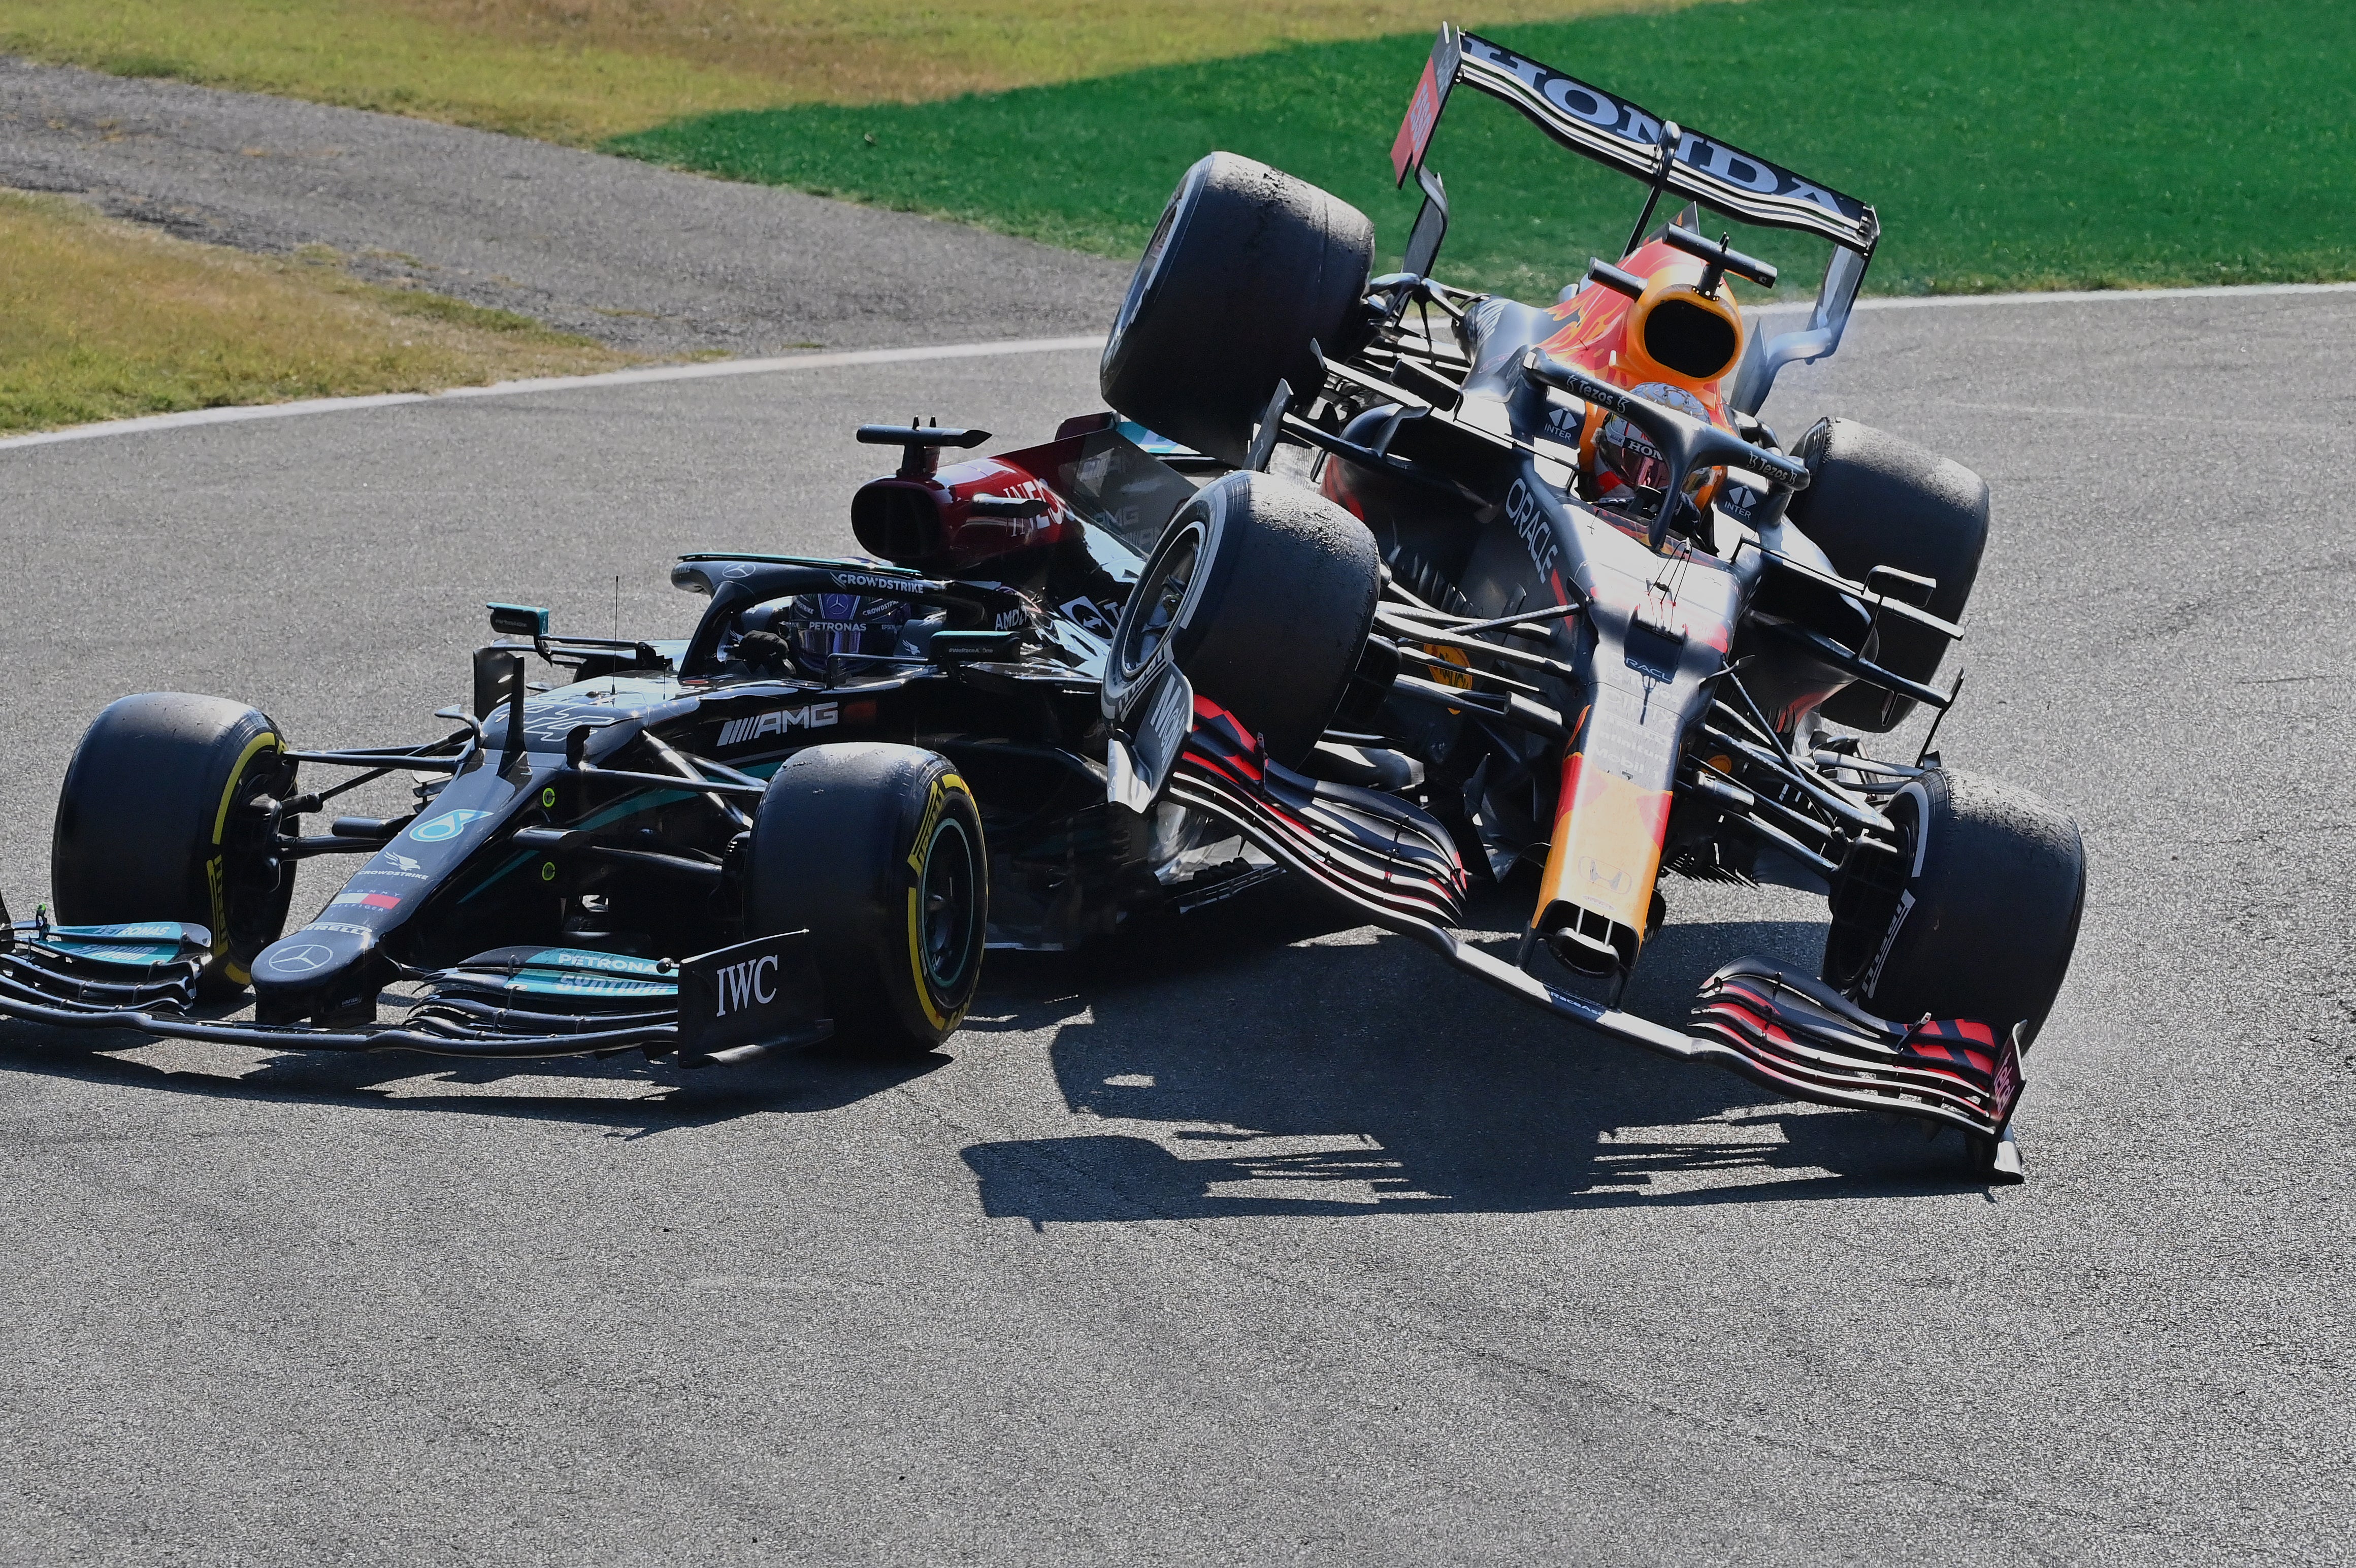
[{"x1": 1391, "y1": 25, "x2": 1880, "y2": 410}]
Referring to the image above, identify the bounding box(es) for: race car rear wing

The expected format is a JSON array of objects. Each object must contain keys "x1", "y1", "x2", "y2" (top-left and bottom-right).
[{"x1": 1391, "y1": 24, "x2": 1880, "y2": 411}]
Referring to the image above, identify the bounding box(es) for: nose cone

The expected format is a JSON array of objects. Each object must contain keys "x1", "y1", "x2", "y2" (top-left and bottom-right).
[{"x1": 251, "y1": 923, "x2": 390, "y2": 1024}]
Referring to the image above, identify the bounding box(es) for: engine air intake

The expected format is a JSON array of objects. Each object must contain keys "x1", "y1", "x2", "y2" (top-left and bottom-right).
[{"x1": 1640, "y1": 294, "x2": 1741, "y2": 381}]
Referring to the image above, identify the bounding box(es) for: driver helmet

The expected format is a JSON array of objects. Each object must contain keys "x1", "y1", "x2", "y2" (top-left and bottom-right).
[
  {"x1": 784, "y1": 591, "x2": 909, "y2": 675},
  {"x1": 1591, "y1": 380, "x2": 1710, "y2": 505}
]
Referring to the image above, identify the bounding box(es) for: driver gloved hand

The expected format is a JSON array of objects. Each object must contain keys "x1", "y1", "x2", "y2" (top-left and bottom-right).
[{"x1": 736, "y1": 629, "x2": 794, "y2": 673}]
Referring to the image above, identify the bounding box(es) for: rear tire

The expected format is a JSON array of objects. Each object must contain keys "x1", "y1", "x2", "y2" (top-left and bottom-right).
[
  {"x1": 1822, "y1": 768, "x2": 2084, "y2": 1046},
  {"x1": 1100, "y1": 152, "x2": 1375, "y2": 466},
  {"x1": 1102, "y1": 471, "x2": 1380, "y2": 767},
  {"x1": 745, "y1": 744, "x2": 986, "y2": 1057},
  {"x1": 52, "y1": 693, "x2": 298, "y2": 999},
  {"x1": 1786, "y1": 417, "x2": 1989, "y2": 732}
]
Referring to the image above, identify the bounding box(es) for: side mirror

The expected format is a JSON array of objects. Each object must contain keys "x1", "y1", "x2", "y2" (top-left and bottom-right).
[
  {"x1": 487, "y1": 602, "x2": 550, "y2": 638},
  {"x1": 472, "y1": 646, "x2": 527, "y2": 757}
]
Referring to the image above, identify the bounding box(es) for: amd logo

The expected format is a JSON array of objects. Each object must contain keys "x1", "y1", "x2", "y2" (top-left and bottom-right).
[
  {"x1": 717, "y1": 703, "x2": 839, "y2": 747},
  {"x1": 713, "y1": 953, "x2": 779, "y2": 1017}
]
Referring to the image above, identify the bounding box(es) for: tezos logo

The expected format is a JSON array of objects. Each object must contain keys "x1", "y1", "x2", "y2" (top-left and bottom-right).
[
  {"x1": 717, "y1": 703, "x2": 838, "y2": 747},
  {"x1": 713, "y1": 954, "x2": 779, "y2": 1017},
  {"x1": 410, "y1": 809, "x2": 492, "y2": 843}
]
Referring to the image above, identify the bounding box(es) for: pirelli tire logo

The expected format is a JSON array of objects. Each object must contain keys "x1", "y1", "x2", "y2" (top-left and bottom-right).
[
  {"x1": 717, "y1": 702, "x2": 838, "y2": 748},
  {"x1": 1146, "y1": 668, "x2": 1189, "y2": 748},
  {"x1": 905, "y1": 772, "x2": 966, "y2": 874}
]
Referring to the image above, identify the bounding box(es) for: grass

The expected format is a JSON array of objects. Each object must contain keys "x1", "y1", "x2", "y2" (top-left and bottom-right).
[
  {"x1": 0, "y1": 190, "x2": 632, "y2": 435},
  {"x1": 0, "y1": 0, "x2": 1688, "y2": 144},
  {"x1": 612, "y1": 0, "x2": 2356, "y2": 301}
]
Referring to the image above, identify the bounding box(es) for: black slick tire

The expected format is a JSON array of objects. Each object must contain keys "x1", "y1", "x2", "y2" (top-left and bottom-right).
[
  {"x1": 1100, "y1": 151, "x2": 1375, "y2": 466},
  {"x1": 51, "y1": 693, "x2": 298, "y2": 998},
  {"x1": 1102, "y1": 471, "x2": 1380, "y2": 767},
  {"x1": 745, "y1": 744, "x2": 986, "y2": 1057},
  {"x1": 1785, "y1": 417, "x2": 1989, "y2": 731},
  {"x1": 1822, "y1": 768, "x2": 2085, "y2": 1046}
]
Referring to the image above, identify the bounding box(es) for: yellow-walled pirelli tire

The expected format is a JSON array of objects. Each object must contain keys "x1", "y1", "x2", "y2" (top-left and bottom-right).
[
  {"x1": 745, "y1": 744, "x2": 987, "y2": 1057},
  {"x1": 51, "y1": 693, "x2": 299, "y2": 1000}
]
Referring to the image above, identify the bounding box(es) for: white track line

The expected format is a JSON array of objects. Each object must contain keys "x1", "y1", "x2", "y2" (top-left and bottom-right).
[
  {"x1": 0, "y1": 335, "x2": 1105, "y2": 452},
  {"x1": 8, "y1": 279, "x2": 2355, "y2": 451}
]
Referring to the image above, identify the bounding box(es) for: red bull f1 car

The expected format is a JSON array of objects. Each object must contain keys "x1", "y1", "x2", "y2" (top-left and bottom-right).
[{"x1": 0, "y1": 26, "x2": 2080, "y2": 1180}]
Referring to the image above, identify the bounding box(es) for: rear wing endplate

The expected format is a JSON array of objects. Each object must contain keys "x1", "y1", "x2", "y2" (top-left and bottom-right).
[{"x1": 1392, "y1": 25, "x2": 1880, "y2": 410}]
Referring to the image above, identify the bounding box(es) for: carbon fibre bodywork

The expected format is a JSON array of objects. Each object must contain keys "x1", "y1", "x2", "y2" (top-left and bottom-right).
[{"x1": 0, "y1": 422, "x2": 1214, "y2": 1066}]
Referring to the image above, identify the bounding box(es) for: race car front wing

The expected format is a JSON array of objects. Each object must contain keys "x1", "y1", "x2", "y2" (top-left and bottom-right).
[
  {"x1": 0, "y1": 905, "x2": 830, "y2": 1066},
  {"x1": 1158, "y1": 699, "x2": 2026, "y2": 1180}
]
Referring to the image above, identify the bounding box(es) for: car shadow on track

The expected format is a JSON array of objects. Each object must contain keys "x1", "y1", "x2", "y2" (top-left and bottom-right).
[
  {"x1": 957, "y1": 881, "x2": 2000, "y2": 1221},
  {"x1": 0, "y1": 1021, "x2": 948, "y2": 1137}
]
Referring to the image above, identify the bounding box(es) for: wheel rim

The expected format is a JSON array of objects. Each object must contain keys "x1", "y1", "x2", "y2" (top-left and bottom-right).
[
  {"x1": 1110, "y1": 202, "x2": 1177, "y2": 348},
  {"x1": 1108, "y1": 173, "x2": 1189, "y2": 357},
  {"x1": 918, "y1": 814, "x2": 980, "y2": 995},
  {"x1": 214, "y1": 741, "x2": 295, "y2": 977},
  {"x1": 1115, "y1": 519, "x2": 1203, "y2": 684}
]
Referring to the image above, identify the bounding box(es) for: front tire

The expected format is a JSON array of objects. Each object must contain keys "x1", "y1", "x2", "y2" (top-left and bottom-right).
[
  {"x1": 1822, "y1": 769, "x2": 2085, "y2": 1046},
  {"x1": 1100, "y1": 152, "x2": 1375, "y2": 466},
  {"x1": 745, "y1": 744, "x2": 986, "y2": 1057},
  {"x1": 52, "y1": 693, "x2": 298, "y2": 998},
  {"x1": 1786, "y1": 417, "x2": 1989, "y2": 732},
  {"x1": 1102, "y1": 471, "x2": 1380, "y2": 767}
]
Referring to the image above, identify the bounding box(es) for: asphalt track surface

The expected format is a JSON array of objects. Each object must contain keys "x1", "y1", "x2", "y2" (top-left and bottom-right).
[
  {"x1": 0, "y1": 55, "x2": 1126, "y2": 356},
  {"x1": 2, "y1": 289, "x2": 2351, "y2": 1564}
]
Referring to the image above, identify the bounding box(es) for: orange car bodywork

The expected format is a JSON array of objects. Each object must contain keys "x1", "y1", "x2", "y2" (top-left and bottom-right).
[
  {"x1": 1540, "y1": 234, "x2": 1742, "y2": 477},
  {"x1": 1523, "y1": 235, "x2": 1751, "y2": 967}
]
